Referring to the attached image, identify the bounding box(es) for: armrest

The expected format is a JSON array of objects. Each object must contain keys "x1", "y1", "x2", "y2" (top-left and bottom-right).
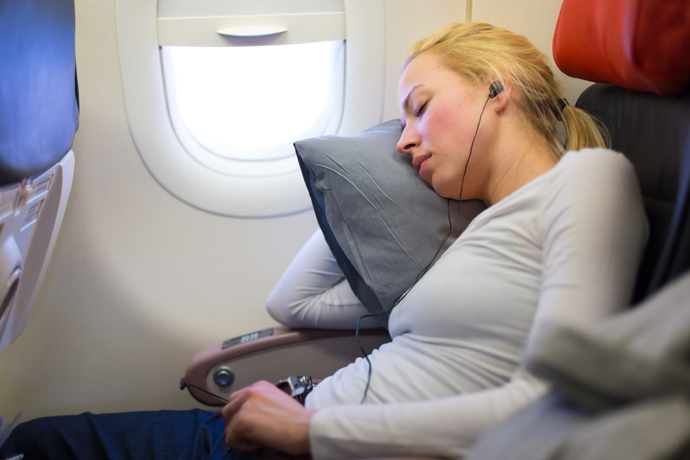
[{"x1": 183, "y1": 326, "x2": 391, "y2": 406}]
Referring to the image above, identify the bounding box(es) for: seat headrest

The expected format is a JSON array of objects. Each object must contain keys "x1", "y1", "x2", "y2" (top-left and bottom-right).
[
  {"x1": 553, "y1": 0, "x2": 690, "y2": 96},
  {"x1": 0, "y1": 0, "x2": 78, "y2": 185}
]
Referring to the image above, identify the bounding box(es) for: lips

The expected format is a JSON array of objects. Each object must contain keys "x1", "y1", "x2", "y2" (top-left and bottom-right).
[{"x1": 412, "y1": 154, "x2": 431, "y2": 173}]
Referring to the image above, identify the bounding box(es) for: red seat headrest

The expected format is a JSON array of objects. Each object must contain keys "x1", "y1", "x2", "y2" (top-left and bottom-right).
[{"x1": 553, "y1": 0, "x2": 690, "y2": 96}]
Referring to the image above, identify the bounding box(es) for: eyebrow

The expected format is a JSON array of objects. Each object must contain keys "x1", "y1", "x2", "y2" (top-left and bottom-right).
[
  {"x1": 401, "y1": 85, "x2": 423, "y2": 129},
  {"x1": 402, "y1": 85, "x2": 423, "y2": 112}
]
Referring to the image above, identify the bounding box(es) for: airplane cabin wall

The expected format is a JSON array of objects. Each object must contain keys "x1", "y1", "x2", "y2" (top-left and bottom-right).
[
  {"x1": 471, "y1": 0, "x2": 593, "y2": 105},
  {"x1": 0, "y1": 0, "x2": 587, "y2": 421}
]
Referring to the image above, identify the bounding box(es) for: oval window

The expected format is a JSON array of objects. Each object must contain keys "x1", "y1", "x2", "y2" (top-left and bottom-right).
[
  {"x1": 163, "y1": 41, "x2": 343, "y2": 165},
  {"x1": 116, "y1": 0, "x2": 385, "y2": 217}
]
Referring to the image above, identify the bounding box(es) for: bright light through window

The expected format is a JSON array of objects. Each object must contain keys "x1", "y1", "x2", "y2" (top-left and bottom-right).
[{"x1": 165, "y1": 41, "x2": 342, "y2": 161}]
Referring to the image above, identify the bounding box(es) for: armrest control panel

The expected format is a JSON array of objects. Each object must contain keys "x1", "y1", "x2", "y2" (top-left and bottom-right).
[
  {"x1": 184, "y1": 326, "x2": 391, "y2": 406},
  {"x1": 222, "y1": 328, "x2": 274, "y2": 349}
]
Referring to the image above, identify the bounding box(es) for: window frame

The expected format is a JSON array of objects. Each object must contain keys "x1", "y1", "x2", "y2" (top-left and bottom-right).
[{"x1": 116, "y1": 0, "x2": 385, "y2": 217}]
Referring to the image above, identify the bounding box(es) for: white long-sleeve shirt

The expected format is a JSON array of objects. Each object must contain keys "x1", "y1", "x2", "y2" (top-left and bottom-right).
[{"x1": 267, "y1": 149, "x2": 648, "y2": 459}]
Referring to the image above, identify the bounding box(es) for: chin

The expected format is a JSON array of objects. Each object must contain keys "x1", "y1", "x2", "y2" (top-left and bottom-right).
[
  {"x1": 431, "y1": 186, "x2": 456, "y2": 200},
  {"x1": 429, "y1": 179, "x2": 457, "y2": 200}
]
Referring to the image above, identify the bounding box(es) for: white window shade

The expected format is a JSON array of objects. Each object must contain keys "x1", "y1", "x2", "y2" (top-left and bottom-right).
[
  {"x1": 158, "y1": 0, "x2": 345, "y2": 20},
  {"x1": 163, "y1": 41, "x2": 344, "y2": 164}
]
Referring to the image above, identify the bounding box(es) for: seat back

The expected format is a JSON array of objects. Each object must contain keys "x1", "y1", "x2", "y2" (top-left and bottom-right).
[
  {"x1": 554, "y1": 0, "x2": 690, "y2": 304},
  {"x1": 576, "y1": 87, "x2": 690, "y2": 304},
  {"x1": 0, "y1": 0, "x2": 78, "y2": 354}
]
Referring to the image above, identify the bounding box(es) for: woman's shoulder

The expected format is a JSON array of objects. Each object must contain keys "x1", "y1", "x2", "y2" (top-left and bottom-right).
[
  {"x1": 550, "y1": 148, "x2": 637, "y2": 192},
  {"x1": 541, "y1": 147, "x2": 643, "y2": 218},
  {"x1": 558, "y1": 148, "x2": 634, "y2": 174},
  {"x1": 539, "y1": 146, "x2": 648, "y2": 249}
]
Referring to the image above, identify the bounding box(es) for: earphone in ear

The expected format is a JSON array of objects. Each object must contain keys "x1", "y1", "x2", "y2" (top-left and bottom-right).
[{"x1": 489, "y1": 81, "x2": 504, "y2": 98}]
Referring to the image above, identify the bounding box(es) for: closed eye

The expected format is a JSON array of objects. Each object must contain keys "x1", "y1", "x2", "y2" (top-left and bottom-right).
[{"x1": 414, "y1": 101, "x2": 428, "y2": 117}]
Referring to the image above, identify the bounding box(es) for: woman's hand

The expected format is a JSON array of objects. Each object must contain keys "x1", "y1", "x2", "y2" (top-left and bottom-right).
[{"x1": 221, "y1": 380, "x2": 318, "y2": 455}]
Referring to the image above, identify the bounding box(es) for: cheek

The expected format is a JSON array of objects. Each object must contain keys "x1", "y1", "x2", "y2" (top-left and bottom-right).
[{"x1": 426, "y1": 105, "x2": 462, "y2": 147}]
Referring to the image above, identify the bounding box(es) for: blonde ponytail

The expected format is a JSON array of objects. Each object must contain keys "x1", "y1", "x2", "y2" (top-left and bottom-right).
[{"x1": 561, "y1": 105, "x2": 609, "y2": 152}]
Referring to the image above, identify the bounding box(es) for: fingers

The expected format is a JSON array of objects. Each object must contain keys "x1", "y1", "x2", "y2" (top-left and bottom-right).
[
  {"x1": 221, "y1": 381, "x2": 276, "y2": 449},
  {"x1": 225, "y1": 410, "x2": 262, "y2": 452},
  {"x1": 221, "y1": 380, "x2": 315, "y2": 455},
  {"x1": 221, "y1": 380, "x2": 273, "y2": 424},
  {"x1": 220, "y1": 388, "x2": 245, "y2": 424}
]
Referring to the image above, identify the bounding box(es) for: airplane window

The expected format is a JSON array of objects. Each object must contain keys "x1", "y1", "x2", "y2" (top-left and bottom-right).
[
  {"x1": 116, "y1": 0, "x2": 384, "y2": 216},
  {"x1": 162, "y1": 40, "x2": 344, "y2": 163}
]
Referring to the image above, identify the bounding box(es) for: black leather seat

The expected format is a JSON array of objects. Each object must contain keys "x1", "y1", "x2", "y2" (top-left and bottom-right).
[{"x1": 577, "y1": 84, "x2": 690, "y2": 303}]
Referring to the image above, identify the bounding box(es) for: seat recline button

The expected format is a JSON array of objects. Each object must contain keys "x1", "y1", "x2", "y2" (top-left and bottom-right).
[{"x1": 213, "y1": 368, "x2": 235, "y2": 387}]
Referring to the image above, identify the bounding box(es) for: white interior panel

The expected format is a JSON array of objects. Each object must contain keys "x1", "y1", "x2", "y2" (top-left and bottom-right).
[
  {"x1": 472, "y1": 0, "x2": 593, "y2": 104},
  {"x1": 335, "y1": 0, "x2": 386, "y2": 136},
  {"x1": 381, "y1": 0, "x2": 467, "y2": 121}
]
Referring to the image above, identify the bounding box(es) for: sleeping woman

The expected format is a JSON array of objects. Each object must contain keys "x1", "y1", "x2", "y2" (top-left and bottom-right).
[{"x1": 1, "y1": 22, "x2": 648, "y2": 460}]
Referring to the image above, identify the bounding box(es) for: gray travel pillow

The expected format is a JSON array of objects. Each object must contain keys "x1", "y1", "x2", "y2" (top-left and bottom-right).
[{"x1": 294, "y1": 120, "x2": 485, "y2": 326}]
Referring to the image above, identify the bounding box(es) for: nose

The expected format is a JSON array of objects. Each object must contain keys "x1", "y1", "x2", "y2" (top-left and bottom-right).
[{"x1": 396, "y1": 125, "x2": 420, "y2": 155}]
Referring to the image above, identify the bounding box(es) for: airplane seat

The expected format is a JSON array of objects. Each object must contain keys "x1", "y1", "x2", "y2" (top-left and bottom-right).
[
  {"x1": 0, "y1": 0, "x2": 77, "y2": 355},
  {"x1": 184, "y1": 0, "x2": 690, "y2": 442},
  {"x1": 554, "y1": 0, "x2": 690, "y2": 304}
]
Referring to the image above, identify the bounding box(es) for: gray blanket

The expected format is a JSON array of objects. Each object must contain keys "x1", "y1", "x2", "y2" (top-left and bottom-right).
[{"x1": 466, "y1": 271, "x2": 690, "y2": 460}]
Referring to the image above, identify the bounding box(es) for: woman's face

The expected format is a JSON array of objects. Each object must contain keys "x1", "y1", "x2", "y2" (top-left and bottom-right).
[{"x1": 397, "y1": 52, "x2": 491, "y2": 200}]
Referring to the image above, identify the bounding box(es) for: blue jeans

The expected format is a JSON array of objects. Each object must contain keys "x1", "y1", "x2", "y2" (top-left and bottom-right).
[{"x1": 0, "y1": 409, "x2": 253, "y2": 460}]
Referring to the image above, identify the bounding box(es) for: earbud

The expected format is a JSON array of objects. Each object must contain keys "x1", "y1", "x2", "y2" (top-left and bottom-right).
[{"x1": 489, "y1": 81, "x2": 504, "y2": 98}]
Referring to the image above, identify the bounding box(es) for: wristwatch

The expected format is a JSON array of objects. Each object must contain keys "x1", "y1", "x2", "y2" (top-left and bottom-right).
[{"x1": 275, "y1": 375, "x2": 315, "y2": 405}]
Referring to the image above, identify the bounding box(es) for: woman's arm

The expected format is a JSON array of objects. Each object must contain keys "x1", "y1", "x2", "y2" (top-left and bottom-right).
[
  {"x1": 266, "y1": 229, "x2": 380, "y2": 329},
  {"x1": 523, "y1": 149, "x2": 649, "y2": 358},
  {"x1": 221, "y1": 371, "x2": 547, "y2": 459},
  {"x1": 310, "y1": 370, "x2": 548, "y2": 459}
]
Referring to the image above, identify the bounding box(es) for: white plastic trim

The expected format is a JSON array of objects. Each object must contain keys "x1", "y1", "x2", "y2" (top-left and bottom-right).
[
  {"x1": 338, "y1": 0, "x2": 386, "y2": 136},
  {"x1": 158, "y1": 13, "x2": 345, "y2": 47},
  {"x1": 158, "y1": 0, "x2": 345, "y2": 19},
  {"x1": 0, "y1": 151, "x2": 74, "y2": 355},
  {"x1": 116, "y1": 0, "x2": 385, "y2": 217}
]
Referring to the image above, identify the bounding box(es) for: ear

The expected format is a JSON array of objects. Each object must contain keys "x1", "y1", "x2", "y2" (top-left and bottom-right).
[{"x1": 491, "y1": 80, "x2": 512, "y2": 114}]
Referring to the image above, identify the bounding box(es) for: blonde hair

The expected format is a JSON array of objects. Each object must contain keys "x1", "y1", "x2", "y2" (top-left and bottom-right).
[{"x1": 406, "y1": 22, "x2": 608, "y2": 156}]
